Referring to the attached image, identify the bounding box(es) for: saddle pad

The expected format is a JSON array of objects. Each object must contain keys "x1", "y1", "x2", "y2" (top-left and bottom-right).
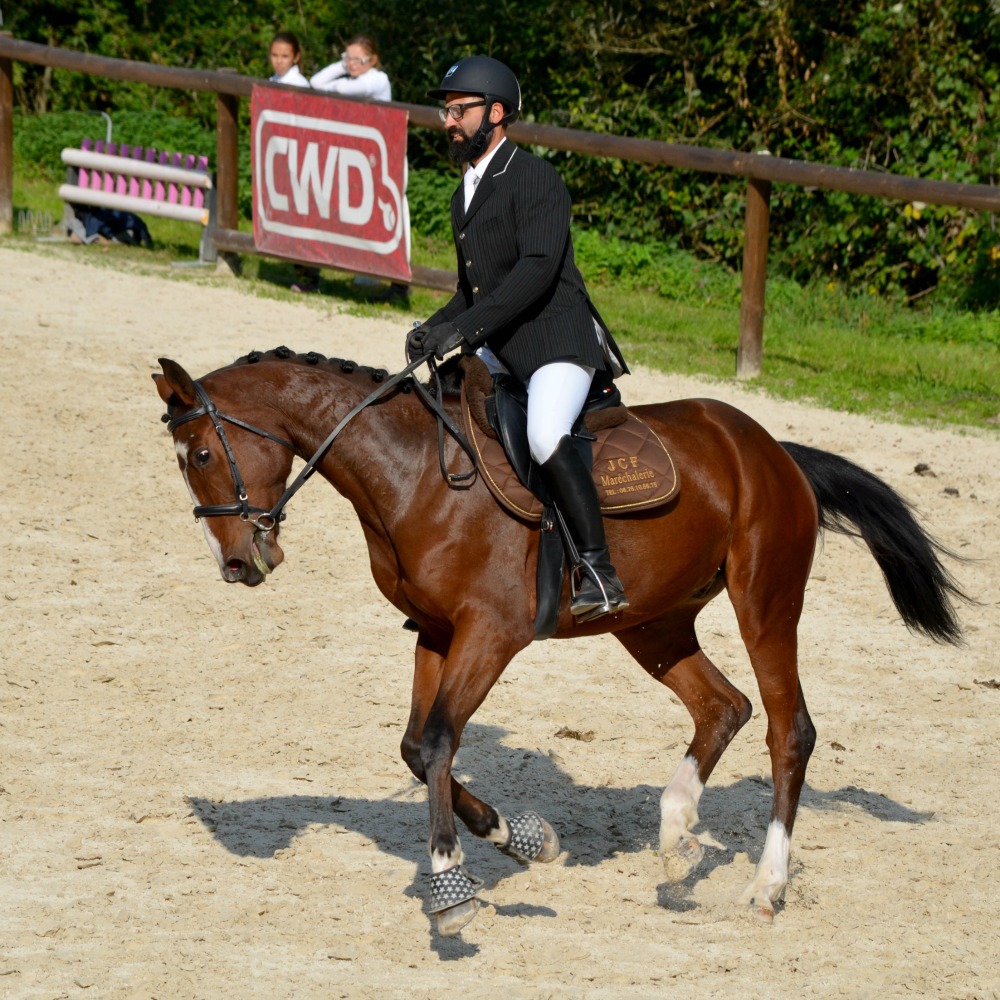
[{"x1": 461, "y1": 383, "x2": 680, "y2": 521}]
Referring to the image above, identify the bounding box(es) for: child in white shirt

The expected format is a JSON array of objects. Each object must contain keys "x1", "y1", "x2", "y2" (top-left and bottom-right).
[
  {"x1": 268, "y1": 32, "x2": 321, "y2": 292},
  {"x1": 310, "y1": 35, "x2": 392, "y2": 101},
  {"x1": 268, "y1": 31, "x2": 311, "y2": 89}
]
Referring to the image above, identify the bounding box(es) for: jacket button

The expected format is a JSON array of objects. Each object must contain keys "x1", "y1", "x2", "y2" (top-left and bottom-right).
[
  {"x1": 459, "y1": 232, "x2": 465, "y2": 239},
  {"x1": 473, "y1": 286, "x2": 480, "y2": 294},
  {"x1": 465, "y1": 260, "x2": 472, "y2": 267}
]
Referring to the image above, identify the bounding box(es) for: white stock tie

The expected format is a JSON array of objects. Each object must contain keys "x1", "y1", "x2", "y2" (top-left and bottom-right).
[{"x1": 463, "y1": 169, "x2": 479, "y2": 212}]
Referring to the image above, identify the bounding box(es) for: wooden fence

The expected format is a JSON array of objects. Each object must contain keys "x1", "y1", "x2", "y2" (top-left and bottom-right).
[{"x1": 2, "y1": 33, "x2": 998, "y2": 377}]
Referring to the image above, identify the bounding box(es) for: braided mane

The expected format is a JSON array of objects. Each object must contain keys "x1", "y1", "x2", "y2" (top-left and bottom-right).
[
  {"x1": 232, "y1": 346, "x2": 400, "y2": 385},
  {"x1": 230, "y1": 346, "x2": 467, "y2": 395}
]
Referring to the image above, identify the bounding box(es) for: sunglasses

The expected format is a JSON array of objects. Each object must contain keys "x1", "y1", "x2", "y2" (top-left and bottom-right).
[
  {"x1": 438, "y1": 100, "x2": 487, "y2": 123},
  {"x1": 341, "y1": 52, "x2": 372, "y2": 65}
]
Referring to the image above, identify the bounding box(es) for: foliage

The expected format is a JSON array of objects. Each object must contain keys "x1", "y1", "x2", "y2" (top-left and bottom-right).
[
  {"x1": 13, "y1": 109, "x2": 214, "y2": 180},
  {"x1": 7, "y1": 0, "x2": 1000, "y2": 306},
  {"x1": 405, "y1": 168, "x2": 458, "y2": 245},
  {"x1": 5, "y1": 1, "x2": 347, "y2": 119}
]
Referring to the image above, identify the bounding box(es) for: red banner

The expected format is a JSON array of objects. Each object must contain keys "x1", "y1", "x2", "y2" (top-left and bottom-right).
[{"x1": 251, "y1": 86, "x2": 410, "y2": 281}]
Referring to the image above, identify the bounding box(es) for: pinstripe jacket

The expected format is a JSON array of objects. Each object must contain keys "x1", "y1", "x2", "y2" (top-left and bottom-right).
[{"x1": 427, "y1": 141, "x2": 628, "y2": 384}]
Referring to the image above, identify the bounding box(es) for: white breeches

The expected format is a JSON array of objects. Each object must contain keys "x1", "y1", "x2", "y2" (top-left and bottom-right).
[{"x1": 525, "y1": 361, "x2": 595, "y2": 464}]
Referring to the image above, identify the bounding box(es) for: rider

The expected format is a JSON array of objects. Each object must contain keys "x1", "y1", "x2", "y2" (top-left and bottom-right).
[{"x1": 407, "y1": 56, "x2": 630, "y2": 622}]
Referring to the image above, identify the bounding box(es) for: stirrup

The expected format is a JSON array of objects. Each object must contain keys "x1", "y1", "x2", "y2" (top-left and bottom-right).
[
  {"x1": 570, "y1": 559, "x2": 629, "y2": 621},
  {"x1": 572, "y1": 590, "x2": 630, "y2": 622}
]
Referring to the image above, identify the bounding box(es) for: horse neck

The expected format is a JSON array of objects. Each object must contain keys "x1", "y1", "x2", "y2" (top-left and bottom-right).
[{"x1": 261, "y1": 361, "x2": 437, "y2": 514}]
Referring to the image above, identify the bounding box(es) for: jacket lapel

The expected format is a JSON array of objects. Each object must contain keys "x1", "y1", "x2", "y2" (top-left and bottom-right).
[{"x1": 462, "y1": 144, "x2": 518, "y2": 225}]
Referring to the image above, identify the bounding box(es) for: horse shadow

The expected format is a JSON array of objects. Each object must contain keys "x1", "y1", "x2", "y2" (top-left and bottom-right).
[{"x1": 186, "y1": 721, "x2": 934, "y2": 938}]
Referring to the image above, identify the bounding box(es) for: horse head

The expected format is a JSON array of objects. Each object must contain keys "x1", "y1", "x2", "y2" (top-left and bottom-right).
[{"x1": 154, "y1": 358, "x2": 295, "y2": 587}]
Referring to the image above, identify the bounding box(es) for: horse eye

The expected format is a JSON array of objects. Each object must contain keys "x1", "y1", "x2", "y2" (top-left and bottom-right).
[{"x1": 193, "y1": 448, "x2": 211, "y2": 468}]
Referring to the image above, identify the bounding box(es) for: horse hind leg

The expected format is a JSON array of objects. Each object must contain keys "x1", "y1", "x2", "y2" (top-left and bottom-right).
[
  {"x1": 726, "y1": 495, "x2": 817, "y2": 921},
  {"x1": 734, "y1": 681, "x2": 815, "y2": 921},
  {"x1": 616, "y1": 619, "x2": 753, "y2": 881}
]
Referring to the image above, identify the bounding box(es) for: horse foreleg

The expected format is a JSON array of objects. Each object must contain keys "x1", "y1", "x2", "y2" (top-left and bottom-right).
[
  {"x1": 617, "y1": 622, "x2": 752, "y2": 881},
  {"x1": 402, "y1": 626, "x2": 551, "y2": 935},
  {"x1": 400, "y1": 635, "x2": 511, "y2": 843}
]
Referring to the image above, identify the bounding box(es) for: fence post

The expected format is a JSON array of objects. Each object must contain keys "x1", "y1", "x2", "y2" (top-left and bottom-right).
[
  {"x1": 737, "y1": 171, "x2": 772, "y2": 379},
  {"x1": 0, "y1": 32, "x2": 14, "y2": 236},
  {"x1": 215, "y1": 71, "x2": 240, "y2": 275}
]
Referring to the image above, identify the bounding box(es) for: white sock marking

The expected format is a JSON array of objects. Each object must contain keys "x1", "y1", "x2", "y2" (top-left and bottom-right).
[
  {"x1": 739, "y1": 819, "x2": 790, "y2": 908},
  {"x1": 659, "y1": 756, "x2": 704, "y2": 852}
]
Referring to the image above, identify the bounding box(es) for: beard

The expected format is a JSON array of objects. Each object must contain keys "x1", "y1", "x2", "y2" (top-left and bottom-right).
[{"x1": 447, "y1": 116, "x2": 495, "y2": 165}]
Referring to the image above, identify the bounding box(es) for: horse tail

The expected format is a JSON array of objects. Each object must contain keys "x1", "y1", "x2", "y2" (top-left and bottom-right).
[{"x1": 780, "y1": 441, "x2": 971, "y2": 645}]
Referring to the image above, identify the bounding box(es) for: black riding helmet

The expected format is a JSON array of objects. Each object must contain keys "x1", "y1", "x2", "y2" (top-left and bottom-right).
[{"x1": 427, "y1": 56, "x2": 521, "y2": 125}]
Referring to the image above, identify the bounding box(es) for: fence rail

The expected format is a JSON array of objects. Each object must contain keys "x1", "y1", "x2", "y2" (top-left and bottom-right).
[{"x1": 2, "y1": 33, "x2": 998, "y2": 376}]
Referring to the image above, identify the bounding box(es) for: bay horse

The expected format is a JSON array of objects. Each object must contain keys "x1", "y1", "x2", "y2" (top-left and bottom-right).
[{"x1": 153, "y1": 347, "x2": 966, "y2": 935}]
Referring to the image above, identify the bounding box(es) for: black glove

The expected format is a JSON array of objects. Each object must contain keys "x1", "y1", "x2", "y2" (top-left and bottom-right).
[
  {"x1": 407, "y1": 322, "x2": 464, "y2": 361},
  {"x1": 406, "y1": 323, "x2": 432, "y2": 361}
]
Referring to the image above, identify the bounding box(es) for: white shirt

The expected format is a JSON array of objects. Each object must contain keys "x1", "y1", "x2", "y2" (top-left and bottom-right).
[
  {"x1": 310, "y1": 60, "x2": 392, "y2": 102},
  {"x1": 270, "y1": 65, "x2": 311, "y2": 88},
  {"x1": 463, "y1": 169, "x2": 479, "y2": 212},
  {"x1": 463, "y1": 137, "x2": 507, "y2": 209}
]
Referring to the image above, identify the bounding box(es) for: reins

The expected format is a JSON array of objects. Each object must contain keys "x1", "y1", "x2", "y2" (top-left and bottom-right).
[
  {"x1": 408, "y1": 355, "x2": 478, "y2": 486},
  {"x1": 165, "y1": 350, "x2": 478, "y2": 533}
]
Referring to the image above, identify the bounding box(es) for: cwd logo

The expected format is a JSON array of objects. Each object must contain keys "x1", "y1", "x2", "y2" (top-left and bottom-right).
[{"x1": 251, "y1": 86, "x2": 411, "y2": 280}]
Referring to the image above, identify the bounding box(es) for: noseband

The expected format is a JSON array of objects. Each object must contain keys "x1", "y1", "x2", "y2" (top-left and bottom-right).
[{"x1": 163, "y1": 353, "x2": 468, "y2": 536}]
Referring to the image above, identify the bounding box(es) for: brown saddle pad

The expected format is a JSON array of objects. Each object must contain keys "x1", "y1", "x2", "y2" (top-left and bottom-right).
[{"x1": 460, "y1": 359, "x2": 679, "y2": 521}]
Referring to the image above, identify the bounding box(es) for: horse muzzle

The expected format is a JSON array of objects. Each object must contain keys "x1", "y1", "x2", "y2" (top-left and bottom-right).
[{"x1": 220, "y1": 528, "x2": 284, "y2": 586}]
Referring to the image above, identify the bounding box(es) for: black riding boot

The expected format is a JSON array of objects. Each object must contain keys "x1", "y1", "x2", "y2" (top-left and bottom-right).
[{"x1": 538, "y1": 436, "x2": 629, "y2": 622}]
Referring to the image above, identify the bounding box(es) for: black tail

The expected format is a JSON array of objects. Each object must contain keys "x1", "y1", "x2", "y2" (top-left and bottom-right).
[{"x1": 781, "y1": 441, "x2": 971, "y2": 645}]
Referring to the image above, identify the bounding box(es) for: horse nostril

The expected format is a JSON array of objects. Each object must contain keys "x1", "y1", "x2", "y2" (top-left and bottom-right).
[{"x1": 222, "y1": 559, "x2": 247, "y2": 583}]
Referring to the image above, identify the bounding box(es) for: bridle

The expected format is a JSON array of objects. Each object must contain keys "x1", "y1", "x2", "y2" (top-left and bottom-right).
[
  {"x1": 163, "y1": 353, "x2": 476, "y2": 536},
  {"x1": 166, "y1": 379, "x2": 295, "y2": 530}
]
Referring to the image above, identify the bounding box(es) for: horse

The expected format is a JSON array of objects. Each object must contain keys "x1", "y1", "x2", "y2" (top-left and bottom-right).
[{"x1": 153, "y1": 347, "x2": 967, "y2": 936}]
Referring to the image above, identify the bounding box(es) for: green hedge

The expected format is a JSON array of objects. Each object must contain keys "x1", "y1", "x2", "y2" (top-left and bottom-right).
[{"x1": 14, "y1": 109, "x2": 215, "y2": 179}]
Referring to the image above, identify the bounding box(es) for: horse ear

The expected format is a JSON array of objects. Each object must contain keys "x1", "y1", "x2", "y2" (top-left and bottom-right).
[{"x1": 154, "y1": 358, "x2": 198, "y2": 408}]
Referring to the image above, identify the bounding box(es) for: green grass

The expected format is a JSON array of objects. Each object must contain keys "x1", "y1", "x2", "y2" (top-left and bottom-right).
[
  {"x1": 604, "y1": 282, "x2": 1000, "y2": 427},
  {"x1": 9, "y1": 172, "x2": 999, "y2": 432}
]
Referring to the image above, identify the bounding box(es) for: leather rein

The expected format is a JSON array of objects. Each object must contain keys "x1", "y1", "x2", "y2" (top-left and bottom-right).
[{"x1": 164, "y1": 352, "x2": 476, "y2": 534}]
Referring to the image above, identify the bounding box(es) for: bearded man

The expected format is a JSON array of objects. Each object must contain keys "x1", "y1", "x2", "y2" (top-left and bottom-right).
[{"x1": 407, "y1": 56, "x2": 631, "y2": 621}]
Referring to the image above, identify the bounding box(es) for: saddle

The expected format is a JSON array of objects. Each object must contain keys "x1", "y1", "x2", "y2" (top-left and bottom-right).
[
  {"x1": 459, "y1": 356, "x2": 679, "y2": 520},
  {"x1": 458, "y1": 356, "x2": 679, "y2": 638}
]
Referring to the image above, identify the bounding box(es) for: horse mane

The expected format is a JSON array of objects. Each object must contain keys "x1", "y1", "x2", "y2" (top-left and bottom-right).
[
  {"x1": 228, "y1": 346, "x2": 471, "y2": 398},
  {"x1": 231, "y1": 346, "x2": 406, "y2": 388}
]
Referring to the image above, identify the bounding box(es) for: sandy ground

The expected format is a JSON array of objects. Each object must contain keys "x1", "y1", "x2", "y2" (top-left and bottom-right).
[{"x1": 1, "y1": 243, "x2": 999, "y2": 1000}]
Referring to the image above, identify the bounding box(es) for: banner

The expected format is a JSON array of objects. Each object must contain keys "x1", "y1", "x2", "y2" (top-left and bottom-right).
[{"x1": 251, "y1": 86, "x2": 410, "y2": 281}]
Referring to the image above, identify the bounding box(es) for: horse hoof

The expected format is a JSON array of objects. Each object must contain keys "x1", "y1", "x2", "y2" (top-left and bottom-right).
[
  {"x1": 535, "y1": 816, "x2": 560, "y2": 863},
  {"x1": 661, "y1": 835, "x2": 704, "y2": 882},
  {"x1": 435, "y1": 898, "x2": 479, "y2": 937},
  {"x1": 500, "y1": 812, "x2": 561, "y2": 864},
  {"x1": 749, "y1": 898, "x2": 775, "y2": 924},
  {"x1": 737, "y1": 889, "x2": 776, "y2": 924}
]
